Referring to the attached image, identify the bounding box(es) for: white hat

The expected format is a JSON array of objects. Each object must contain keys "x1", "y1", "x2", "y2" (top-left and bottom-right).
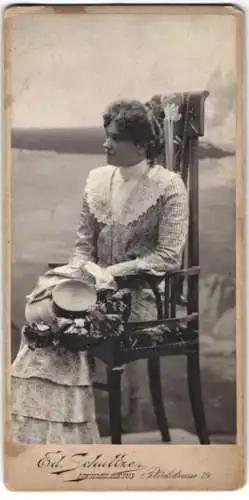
[{"x1": 52, "y1": 279, "x2": 97, "y2": 316}]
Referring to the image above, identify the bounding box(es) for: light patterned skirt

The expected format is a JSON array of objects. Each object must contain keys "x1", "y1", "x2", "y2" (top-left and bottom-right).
[
  {"x1": 11, "y1": 297, "x2": 101, "y2": 445},
  {"x1": 11, "y1": 377, "x2": 100, "y2": 444}
]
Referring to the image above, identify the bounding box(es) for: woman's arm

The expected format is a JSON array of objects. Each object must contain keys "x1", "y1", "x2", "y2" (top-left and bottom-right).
[
  {"x1": 68, "y1": 192, "x2": 97, "y2": 268},
  {"x1": 107, "y1": 174, "x2": 189, "y2": 277}
]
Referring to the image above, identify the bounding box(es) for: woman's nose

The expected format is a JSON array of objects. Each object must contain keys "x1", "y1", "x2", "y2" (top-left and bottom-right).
[{"x1": 103, "y1": 138, "x2": 113, "y2": 151}]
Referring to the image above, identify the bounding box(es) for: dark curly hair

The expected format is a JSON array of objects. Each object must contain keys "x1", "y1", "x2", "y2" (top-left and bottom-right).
[{"x1": 103, "y1": 99, "x2": 165, "y2": 164}]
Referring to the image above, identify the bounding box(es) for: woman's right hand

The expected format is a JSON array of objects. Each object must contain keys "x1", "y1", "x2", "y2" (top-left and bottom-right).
[{"x1": 84, "y1": 261, "x2": 117, "y2": 291}]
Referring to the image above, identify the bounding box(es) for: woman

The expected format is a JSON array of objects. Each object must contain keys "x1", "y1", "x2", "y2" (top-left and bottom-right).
[{"x1": 11, "y1": 98, "x2": 188, "y2": 443}]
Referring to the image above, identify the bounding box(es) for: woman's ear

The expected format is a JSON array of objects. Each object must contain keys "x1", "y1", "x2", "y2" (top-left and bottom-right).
[{"x1": 136, "y1": 144, "x2": 146, "y2": 156}]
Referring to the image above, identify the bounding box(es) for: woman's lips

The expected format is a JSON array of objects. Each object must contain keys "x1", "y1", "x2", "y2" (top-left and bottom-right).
[{"x1": 106, "y1": 152, "x2": 115, "y2": 161}]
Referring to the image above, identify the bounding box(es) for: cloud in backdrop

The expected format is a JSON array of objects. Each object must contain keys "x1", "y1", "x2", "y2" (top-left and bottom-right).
[{"x1": 10, "y1": 12, "x2": 236, "y2": 147}]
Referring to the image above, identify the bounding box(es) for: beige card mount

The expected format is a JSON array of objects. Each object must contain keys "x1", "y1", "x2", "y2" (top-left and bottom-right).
[{"x1": 4, "y1": 4, "x2": 245, "y2": 491}]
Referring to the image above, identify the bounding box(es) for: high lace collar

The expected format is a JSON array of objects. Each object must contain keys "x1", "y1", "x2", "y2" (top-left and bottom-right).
[
  {"x1": 116, "y1": 160, "x2": 150, "y2": 182},
  {"x1": 85, "y1": 164, "x2": 176, "y2": 226}
]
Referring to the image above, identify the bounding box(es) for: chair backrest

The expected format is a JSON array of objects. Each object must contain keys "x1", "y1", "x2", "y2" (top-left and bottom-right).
[{"x1": 159, "y1": 92, "x2": 209, "y2": 326}]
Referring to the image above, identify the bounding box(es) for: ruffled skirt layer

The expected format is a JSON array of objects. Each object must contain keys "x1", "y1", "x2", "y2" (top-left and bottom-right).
[{"x1": 11, "y1": 376, "x2": 101, "y2": 444}]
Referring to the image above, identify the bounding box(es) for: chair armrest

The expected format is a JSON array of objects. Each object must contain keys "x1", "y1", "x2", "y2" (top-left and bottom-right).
[
  {"x1": 166, "y1": 266, "x2": 200, "y2": 277},
  {"x1": 127, "y1": 312, "x2": 199, "y2": 333}
]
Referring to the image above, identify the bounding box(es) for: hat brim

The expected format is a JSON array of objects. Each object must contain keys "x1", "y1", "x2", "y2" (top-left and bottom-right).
[{"x1": 52, "y1": 279, "x2": 97, "y2": 317}]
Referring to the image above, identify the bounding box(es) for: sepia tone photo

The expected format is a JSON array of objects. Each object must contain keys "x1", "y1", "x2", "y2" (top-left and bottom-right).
[{"x1": 4, "y1": 4, "x2": 245, "y2": 491}]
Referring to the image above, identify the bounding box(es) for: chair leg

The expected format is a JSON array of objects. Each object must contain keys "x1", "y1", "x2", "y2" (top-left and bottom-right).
[
  {"x1": 187, "y1": 352, "x2": 210, "y2": 444},
  {"x1": 107, "y1": 366, "x2": 123, "y2": 444},
  {"x1": 148, "y1": 357, "x2": 171, "y2": 442}
]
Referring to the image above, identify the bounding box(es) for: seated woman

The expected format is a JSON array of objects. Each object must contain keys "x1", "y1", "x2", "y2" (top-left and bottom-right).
[{"x1": 11, "y1": 98, "x2": 189, "y2": 444}]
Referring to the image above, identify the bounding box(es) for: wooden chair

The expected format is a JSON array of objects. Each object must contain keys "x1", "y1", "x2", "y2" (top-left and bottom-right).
[{"x1": 49, "y1": 90, "x2": 210, "y2": 444}]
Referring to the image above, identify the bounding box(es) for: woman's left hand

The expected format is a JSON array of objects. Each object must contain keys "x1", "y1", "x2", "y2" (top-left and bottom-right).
[
  {"x1": 107, "y1": 260, "x2": 165, "y2": 278},
  {"x1": 136, "y1": 259, "x2": 166, "y2": 277}
]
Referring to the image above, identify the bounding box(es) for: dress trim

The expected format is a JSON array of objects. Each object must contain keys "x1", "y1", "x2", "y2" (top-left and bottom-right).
[{"x1": 85, "y1": 164, "x2": 179, "y2": 226}]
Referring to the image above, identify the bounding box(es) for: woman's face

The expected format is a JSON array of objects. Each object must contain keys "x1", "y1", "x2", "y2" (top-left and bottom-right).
[{"x1": 103, "y1": 121, "x2": 146, "y2": 167}]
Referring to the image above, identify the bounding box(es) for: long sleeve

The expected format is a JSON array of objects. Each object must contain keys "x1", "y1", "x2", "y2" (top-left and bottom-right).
[
  {"x1": 138, "y1": 173, "x2": 188, "y2": 272},
  {"x1": 108, "y1": 174, "x2": 188, "y2": 277},
  {"x1": 68, "y1": 192, "x2": 97, "y2": 269}
]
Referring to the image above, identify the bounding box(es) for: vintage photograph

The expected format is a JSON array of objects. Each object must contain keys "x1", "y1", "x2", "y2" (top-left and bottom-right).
[{"x1": 9, "y1": 7, "x2": 237, "y2": 453}]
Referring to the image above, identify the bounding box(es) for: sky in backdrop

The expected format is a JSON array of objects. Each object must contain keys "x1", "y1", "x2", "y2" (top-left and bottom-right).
[{"x1": 10, "y1": 12, "x2": 237, "y2": 146}]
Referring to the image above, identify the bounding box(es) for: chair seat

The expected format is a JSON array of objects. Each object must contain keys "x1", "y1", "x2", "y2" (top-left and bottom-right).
[
  {"x1": 89, "y1": 326, "x2": 198, "y2": 366},
  {"x1": 118, "y1": 337, "x2": 198, "y2": 362}
]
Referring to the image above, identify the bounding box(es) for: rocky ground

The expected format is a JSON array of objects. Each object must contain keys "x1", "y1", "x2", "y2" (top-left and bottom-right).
[{"x1": 10, "y1": 148, "x2": 236, "y2": 440}]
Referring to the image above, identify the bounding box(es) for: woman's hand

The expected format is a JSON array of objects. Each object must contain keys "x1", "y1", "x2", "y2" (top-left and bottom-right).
[
  {"x1": 107, "y1": 260, "x2": 166, "y2": 278},
  {"x1": 135, "y1": 259, "x2": 166, "y2": 277},
  {"x1": 106, "y1": 261, "x2": 139, "y2": 277},
  {"x1": 84, "y1": 261, "x2": 117, "y2": 291},
  {"x1": 46, "y1": 264, "x2": 83, "y2": 279}
]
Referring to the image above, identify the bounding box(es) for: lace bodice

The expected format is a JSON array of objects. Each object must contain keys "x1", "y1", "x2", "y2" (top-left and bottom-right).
[{"x1": 70, "y1": 163, "x2": 189, "y2": 273}]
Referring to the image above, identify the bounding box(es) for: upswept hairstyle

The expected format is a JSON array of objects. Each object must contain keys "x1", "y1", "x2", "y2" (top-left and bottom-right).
[{"x1": 103, "y1": 98, "x2": 165, "y2": 164}]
